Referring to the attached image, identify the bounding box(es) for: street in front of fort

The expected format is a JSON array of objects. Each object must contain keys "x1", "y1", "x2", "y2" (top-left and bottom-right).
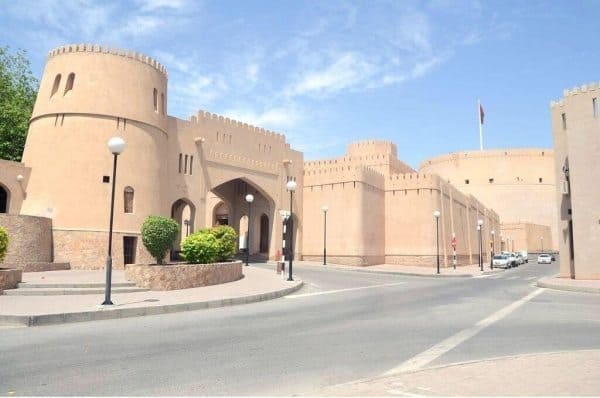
[{"x1": 1, "y1": 260, "x2": 599, "y2": 396}]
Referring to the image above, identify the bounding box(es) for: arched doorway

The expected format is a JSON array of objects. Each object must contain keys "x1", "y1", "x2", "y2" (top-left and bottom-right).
[
  {"x1": 171, "y1": 198, "x2": 196, "y2": 260},
  {"x1": 0, "y1": 186, "x2": 7, "y2": 213},
  {"x1": 260, "y1": 214, "x2": 269, "y2": 253},
  {"x1": 213, "y1": 201, "x2": 230, "y2": 226}
]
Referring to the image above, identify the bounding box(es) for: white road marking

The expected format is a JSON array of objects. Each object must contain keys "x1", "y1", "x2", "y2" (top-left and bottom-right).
[
  {"x1": 285, "y1": 282, "x2": 405, "y2": 299},
  {"x1": 507, "y1": 276, "x2": 519, "y2": 280},
  {"x1": 525, "y1": 276, "x2": 536, "y2": 281},
  {"x1": 382, "y1": 288, "x2": 545, "y2": 376},
  {"x1": 473, "y1": 274, "x2": 494, "y2": 278}
]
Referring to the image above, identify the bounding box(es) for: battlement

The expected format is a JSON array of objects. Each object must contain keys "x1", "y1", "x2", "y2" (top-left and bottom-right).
[
  {"x1": 47, "y1": 44, "x2": 168, "y2": 77},
  {"x1": 188, "y1": 110, "x2": 286, "y2": 142},
  {"x1": 551, "y1": 82, "x2": 600, "y2": 107},
  {"x1": 385, "y1": 172, "x2": 443, "y2": 190},
  {"x1": 304, "y1": 164, "x2": 385, "y2": 189},
  {"x1": 347, "y1": 140, "x2": 397, "y2": 157},
  {"x1": 419, "y1": 148, "x2": 553, "y2": 169}
]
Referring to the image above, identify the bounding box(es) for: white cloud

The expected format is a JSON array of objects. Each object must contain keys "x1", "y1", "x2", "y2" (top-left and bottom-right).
[
  {"x1": 285, "y1": 52, "x2": 375, "y2": 97},
  {"x1": 136, "y1": 0, "x2": 189, "y2": 11}
]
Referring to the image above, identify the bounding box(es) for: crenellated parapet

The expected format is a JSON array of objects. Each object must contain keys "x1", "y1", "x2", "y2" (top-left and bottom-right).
[
  {"x1": 385, "y1": 172, "x2": 443, "y2": 191},
  {"x1": 47, "y1": 44, "x2": 168, "y2": 77},
  {"x1": 304, "y1": 163, "x2": 385, "y2": 189},
  {"x1": 188, "y1": 109, "x2": 287, "y2": 143},
  {"x1": 420, "y1": 148, "x2": 553, "y2": 170},
  {"x1": 551, "y1": 81, "x2": 600, "y2": 107},
  {"x1": 347, "y1": 140, "x2": 397, "y2": 157}
]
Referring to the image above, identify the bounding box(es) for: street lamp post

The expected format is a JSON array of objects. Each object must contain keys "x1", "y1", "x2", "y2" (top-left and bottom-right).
[
  {"x1": 102, "y1": 136, "x2": 126, "y2": 306},
  {"x1": 490, "y1": 230, "x2": 495, "y2": 269},
  {"x1": 540, "y1": 236, "x2": 544, "y2": 252},
  {"x1": 477, "y1": 219, "x2": 484, "y2": 272},
  {"x1": 433, "y1": 210, "x2": 441, "y2": 274},
  {"x1": 286, "y1": 180, "x2": 297, "y2": 281},
  {"x1": 184, "y1": 219, "x2": 190, "y2": 237},
  {"x1": 322, "y1": 205, "x2": 328, "y2": 265},
  {"x1": 245, "y1": 194, "x2": 254, "y2": 266}
]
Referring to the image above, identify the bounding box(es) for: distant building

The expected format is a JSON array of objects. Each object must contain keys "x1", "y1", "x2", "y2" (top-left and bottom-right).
[
  {"x1": 420, "y1": 149, "x2": 556, "y2": 253},
  {"x1": 551, "y1": 83, "x2": 600, "y2": 280}
]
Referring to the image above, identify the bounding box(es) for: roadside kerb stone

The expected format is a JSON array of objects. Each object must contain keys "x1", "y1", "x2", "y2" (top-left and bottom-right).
[
  {"x1": 284, "y1": 261, "x2": 504, "y2": 278},
  {"x1": 0, "y1": 280, "x2": 303, "y2": 327},
  {"x1": 537, "y1": 276, "x2": 600, "y2": 294}
]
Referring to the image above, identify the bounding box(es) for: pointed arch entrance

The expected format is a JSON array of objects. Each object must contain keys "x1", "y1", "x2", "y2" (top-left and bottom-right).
[
  {"x1": 209, "y1": 178, "x2": 275, "y2": 258},
  {"x1": 171, "y1": 198, "x2": 196, "y2": 260},
  {"x1": 0, "y1": 185, "x2": 7, "y2": 213}
]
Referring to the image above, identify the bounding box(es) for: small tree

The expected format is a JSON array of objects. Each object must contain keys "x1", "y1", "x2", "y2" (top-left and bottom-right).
[
  {"x1": 0, "y1": 226, "x2": 8, "y2": 263},
  {"x1": 210, "y1": 225, "x2": 237, "y2": 261},
  {"x1": 141, "y1": 216, "x2": 179, "y2": 265},
  {"x1": 181, "y1": 230, "x2": 219, "y2": 264}
]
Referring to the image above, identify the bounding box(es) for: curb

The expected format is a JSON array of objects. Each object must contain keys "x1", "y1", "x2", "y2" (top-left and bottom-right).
[
  {"x1": 536, "y1": 279, "x2": 600, "y2": 294},
  {"x1": 282, "y1": 262, "x2": 503, "y2": 279},
  {"x1": 0, "y1": 281, "x2": 304, "y2": 327}
]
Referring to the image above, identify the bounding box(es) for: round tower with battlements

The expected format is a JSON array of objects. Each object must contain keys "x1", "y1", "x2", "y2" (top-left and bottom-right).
[{"x1": 21, "y1": 44, "x2": 169, "y2": 268}]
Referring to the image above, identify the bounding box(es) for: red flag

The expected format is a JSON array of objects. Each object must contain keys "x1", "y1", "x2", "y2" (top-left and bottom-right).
[{"x1": 479, "y1": 104, "x2": 485, "y2": 124}]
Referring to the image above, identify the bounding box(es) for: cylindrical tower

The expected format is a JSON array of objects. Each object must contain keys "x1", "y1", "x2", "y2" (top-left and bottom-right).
[{"x1": 21, "y1": 44, "x2": 169, "y2": 269}]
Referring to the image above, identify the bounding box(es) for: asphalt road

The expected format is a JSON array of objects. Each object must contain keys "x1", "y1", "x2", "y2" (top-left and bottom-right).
[{"x1": 1, "y1": 259, "x2": 599, "y2": 396}]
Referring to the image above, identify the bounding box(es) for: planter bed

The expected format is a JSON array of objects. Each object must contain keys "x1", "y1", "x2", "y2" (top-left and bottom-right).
[
  {"x1": 125, "y1": 260, "x2": 243, "y2": 291},
  {"x1": 0, "y1": 268, "x2": 23, "y2": 292}
]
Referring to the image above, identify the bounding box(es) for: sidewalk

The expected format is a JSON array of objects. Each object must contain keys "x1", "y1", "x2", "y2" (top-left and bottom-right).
[
  {"x1": 318, "y1": 350, "x2": 600, "y2": 396},
  {"x1": 0, "y1": 267, "x2": 302, "y2": 327},
  {"x1": 537, "y1": 275, "x2": 600, "y2": 294},
  {"x1": 292, "y1": 260, "x2": 504, "y2": 278}
]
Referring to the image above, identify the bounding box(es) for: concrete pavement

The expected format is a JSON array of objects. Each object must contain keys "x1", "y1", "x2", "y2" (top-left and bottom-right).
[
  {"x1": 0, "y1": 267, "x2": 302, "y2": 327},
  {"x1": 318, "y1": 349, "x2": 600, "y2": 396}
]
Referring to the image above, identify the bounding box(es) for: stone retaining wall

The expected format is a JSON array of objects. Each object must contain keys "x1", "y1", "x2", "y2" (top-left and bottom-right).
[
  {"x1": 125, "y1": 260, "x2": 243, "y2": 290},
  {"x1": 3, "y1": 262, "x2": 70, "y2": 272},
  {"x1": 0, "y1": 214, "x2": 53, "y2": 263},
  {"x1": 0, "y1": 268, "x2": 22, "y2": 292}
]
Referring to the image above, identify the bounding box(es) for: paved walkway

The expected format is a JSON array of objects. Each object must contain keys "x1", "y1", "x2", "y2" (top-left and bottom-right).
[
  {"x1": 292, "y1": 260, "x2": 504, "y2": 277},
  {"x1": 0, "y1": 267, "x2": 302, "y2": 327},
  {"x1": 318, "y1": 350, "x2": 600, "y2": 396},
  {"x1": 537, "y1": 275, "x2": 600, "y2": 294}
]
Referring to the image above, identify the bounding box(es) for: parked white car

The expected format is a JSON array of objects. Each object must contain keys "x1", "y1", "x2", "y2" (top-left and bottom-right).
[
  {"x1": 515, "y1": 253, "x2": 525, "y2": 265},
  {"x1": 492, "y1": 254, "x2": 511, "y2": 269},
  {"x1": 519, "y1": 251, "x2": 529, "y2": 263},
  {"x1": 537, "y1": 253, "x2": 552, "y2": 264}
]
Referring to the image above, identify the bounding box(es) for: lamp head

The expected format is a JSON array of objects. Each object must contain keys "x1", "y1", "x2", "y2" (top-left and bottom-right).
[
  {"x1": 491, "y1": 230, "x2": 495, "y2": 235},
  {"x1": 107, "y1": 136, "x2": 126, "y2": 155},
  {"x1": 245, "y1": 194, "x2": 254, "y2": 203},
  {"x1": 322, "y1": 205, "x2": 329, "y2": 213},
  {"x1": 286, "y1": 180, "x2": 297, "y2": 192},
  {"x1": 16, "y1": 174, "x2": 24, "y2": 182},
  {"x1": 433, "y1": 210, "x2": 440, "y2": 218},
  {"x1": 477, "y1": 219, "x2": 484, "y2": 226}
]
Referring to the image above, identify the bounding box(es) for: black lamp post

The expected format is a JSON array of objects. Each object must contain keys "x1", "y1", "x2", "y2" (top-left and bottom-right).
[
  {"x1": 184, "y1": 219, "x2": 190, "y2": 237},
  {"x1": 286, "y1": 180, "x2": 297, "y2": 281},
  {"x1": 477, "y1": 219, "x2": 484, "y2": 272},
  {"x1": 490, "y1": 230, "x2": 495, "y2": 269},
  {"x1": 245, "y1": 194, "x2": 254, "y2": 266},
  {"x1": 322, "y1": 205, "x2": 328, "y2": 265},
  {"x1": 102, "y1": 136, "x2": 126, "y2": 306},
  {"x1": 433, "y1": 210, "x2": 440, "y2": 274}
]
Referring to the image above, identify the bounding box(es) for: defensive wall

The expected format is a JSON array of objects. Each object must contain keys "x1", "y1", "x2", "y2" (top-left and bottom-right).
[
  {"x1": 551, "y1": 82, "x2": 600, "y2": 279},
  {"x1": 419, "y1": 148, "x2": 557, "y2": 251},
  {"x1": 303, "y1": 141, "x2": 500, "y2": 266}
]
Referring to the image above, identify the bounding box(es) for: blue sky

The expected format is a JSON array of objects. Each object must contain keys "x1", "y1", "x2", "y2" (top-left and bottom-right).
[{"x1": 2, "y1": 0, "x2": 599, "y2": 168}]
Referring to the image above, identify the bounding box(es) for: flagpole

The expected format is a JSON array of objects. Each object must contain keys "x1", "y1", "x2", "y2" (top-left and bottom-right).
[{"x1": 478, "y1": 99, "x2": 483, "y2": 151}]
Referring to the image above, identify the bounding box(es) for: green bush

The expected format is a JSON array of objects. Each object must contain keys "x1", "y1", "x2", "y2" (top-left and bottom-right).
[
  {"x1": 210, "y1": 225, "x2": 237, "y2": 261},
  {"x1": 0, "y1": 226, "x2": 8, "y2": 263},
  {"x1": 181, "y1": 230, "x2": 219, "y2": 264},
  {"x1": 141, "y1": 216, "x2": 180, "y2": 265}
]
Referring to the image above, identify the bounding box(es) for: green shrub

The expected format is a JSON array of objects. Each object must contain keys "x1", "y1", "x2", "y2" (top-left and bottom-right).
[
  {"x1": 0, "y1": 226, "x2": 8, "y2": 263},
  {"x1": 210, "y1": 225, "x2": 237, "y2": 261},
  {"x1": 181, "y1": 230, "x2": 219, "y2": 264},
  {"x1": 141, "y1": 216, "x2": 180, "y2": 265}
]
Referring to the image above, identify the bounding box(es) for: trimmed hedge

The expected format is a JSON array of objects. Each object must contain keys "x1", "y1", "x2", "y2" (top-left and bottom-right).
[
  {"x1": 141, "y1": 216, "x2": 180, "y2": 265},
  {"x1": 181, "y1": 225, "x2": 238, "y2": 264},
  {"x1": 0, "y1": 226, "x2": 7, "y2": 263}
]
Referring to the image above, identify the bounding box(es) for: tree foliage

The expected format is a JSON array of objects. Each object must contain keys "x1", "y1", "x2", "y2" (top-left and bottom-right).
[
  {"x1": 141, "y1": 216, "x2": 180, "y2": 265},
  {"x1": 180, "y1": 225, "x2": 238, "y2": 264},
  {"x1": 0, "y1": 226, "x2": 8, "y2": 263},
  {"x1": 0, "y1": 47, "x2": 38, "y2": 161}
]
